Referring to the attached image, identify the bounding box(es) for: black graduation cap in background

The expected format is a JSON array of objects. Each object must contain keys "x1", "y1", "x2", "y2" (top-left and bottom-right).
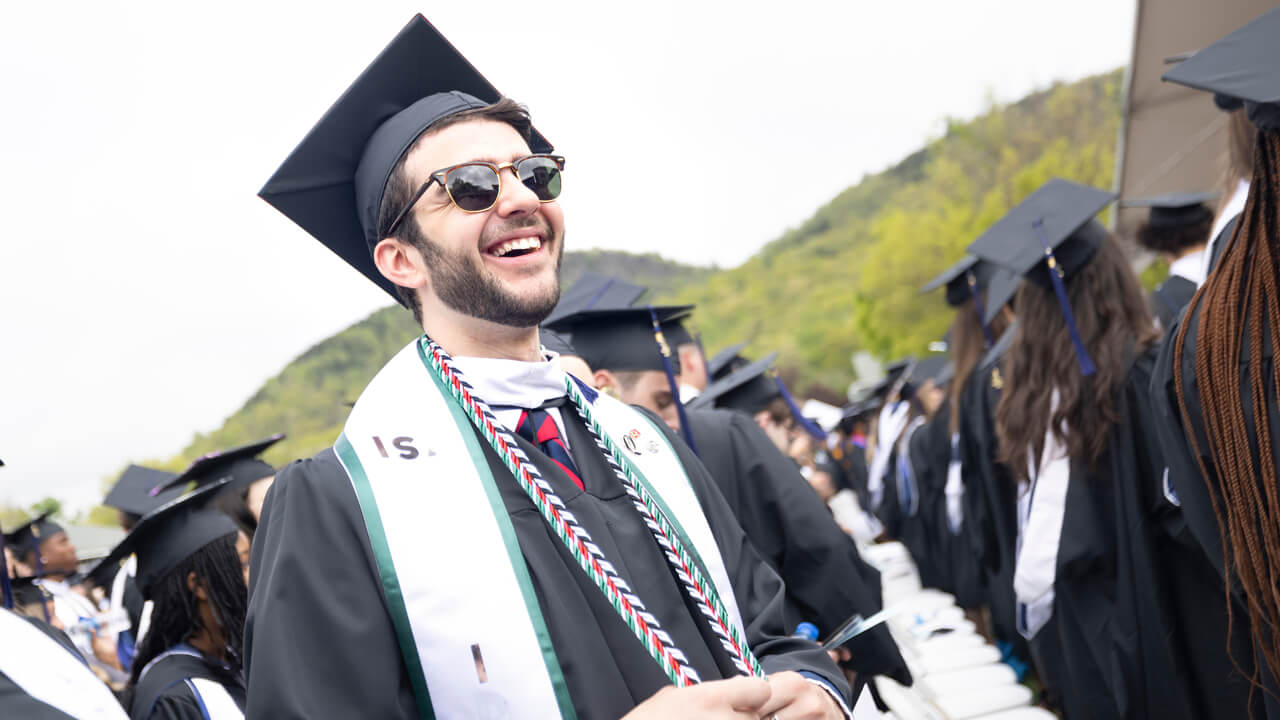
[
  {"x1": 87, "y1": 481, "x2": 239, "y2": 599},
  {"x1": 689, "y1": 353, "x2": 780, "y2": 413},
  {"x1": 1162, "y1": 7, "x2": 1280, "y2": 106},
  {"x1": 707, "y1": 342, "x2": 750, "y2": 382},
  {"x1": 151, "y1": 434, "x2": 285, "y2": 497},
  {"x1": 907, "y1": 355, "x2": 950, "y2": 388},
  {"x1": 103, "y1": 465, "x2": 183, "y2": 518},
  {"x1": 3, "y1": 511, "x2": 64, "y2": 562},
  {"x1": 980, "y1": 320, "x2": 1020, "y2": 370},
  {"x1": 968, "y1": 178, "x2": 1116, "y2": 376},
  {"x1": 982, "y1": 266, "x2": 1022, "y2": 325},
  {"x1": 539, "y1": 329, "x2": 579, "y2": 357},
  {"x1": 935, "y1": 360, "x2": 957, "y2": 388},
  {"x1": 543, "y1": 273, "x2": 648, "y2": 326},
  {"x1": 258, "y1": 14, "x2": 552, "y2": 302},
  {"x1": 921, "y1": 254, "x2": 999, "y2": 346},
  {"x1": 1121, "y1": 191, "x2": 1216, "y2": 229}
]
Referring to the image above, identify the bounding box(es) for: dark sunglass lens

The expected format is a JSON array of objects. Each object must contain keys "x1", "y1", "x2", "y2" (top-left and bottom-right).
[
  {"x1": 447, "y1": 165, "x2": 501, "y2": 211},
  {"x1": 518, "y1": 157, "x2": 563, "y2": 201}
]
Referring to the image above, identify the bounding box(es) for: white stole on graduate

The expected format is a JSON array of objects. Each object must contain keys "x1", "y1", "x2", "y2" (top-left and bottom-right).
[
  {"x1": 0, "y1": 610, "x2": 129, "y2": 719},
  {"x1": 868, "y1": 401, "x2": 910, "y2": 511},
  {"x1": 336, "y1": 339, "x2": 745, "y2": 719},
  {"x1": 1014, "y1": 391, "x2": 1070, "y2": 639},
  {"x1": 944, "y1": 432, "x2": 965, "y2": 534}
]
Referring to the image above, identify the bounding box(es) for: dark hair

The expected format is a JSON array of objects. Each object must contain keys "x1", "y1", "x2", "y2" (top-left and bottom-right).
[
  {"x1": 996, "y1": 237, "x2": 1158, "y2": 479},
  {"x1": 1219, "y1": 108, "x2": 1256, "y2": 219},
  {"x1": 375, "y1": 98, "x2": 535, "y2": 324},
  {"x1": 948, "y1": 296, "x2": 1011, "y2": 435},
  {"x1": 1135, "y1": 215, "x2": 1214, "y2": 256},
  {"x1": 1174, "y1": 128, "x2": 1280, "y2": 692},
  {"x1": 127, "y1": 533, "x2": 247, "y2": 687}
]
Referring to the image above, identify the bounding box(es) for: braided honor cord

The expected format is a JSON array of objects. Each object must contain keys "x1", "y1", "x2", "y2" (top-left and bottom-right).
[
  {"x1": 561, "y1": 376, "x2": 764, "y2": 678},
  {"x1": 422, "y1": 339, "x2": 700, "y2": 687}
]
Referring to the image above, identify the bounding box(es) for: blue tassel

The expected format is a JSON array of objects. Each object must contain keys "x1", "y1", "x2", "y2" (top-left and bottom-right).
[
  {"x1": 1032, "y1": 219, "x2": 1096, "y2": 376},
  {"x1": 775, "y1": 375, "x2": 828, "y2": 442},
  {"x1": 967, "y1": 272, "x2": 994, "y2": 349},
  {"x1": 647, "y1": 307, "x2": 700, "y2": 456},
  {"x1": 583, "y1": 277, "x2": 615, "y2": 311},
  {"x1": 0, "y1": 538, "x2": 12, "y2": 610}
]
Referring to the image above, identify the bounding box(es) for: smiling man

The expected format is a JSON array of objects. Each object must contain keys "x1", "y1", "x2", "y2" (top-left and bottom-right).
[{"x1": 247, "y1": 15, "x2": 850, "y2": 720}]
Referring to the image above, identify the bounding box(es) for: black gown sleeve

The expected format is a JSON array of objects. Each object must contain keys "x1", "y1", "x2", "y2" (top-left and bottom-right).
[
  {"x1": 633, "y1": 407, "x2": 853, "y2": 702},
  {"x1": 244, "y1": 450, "x2": 419, "y2": 720},
  {"x1": 138, "y1": 689, "x2": 205, "y2": 720}
]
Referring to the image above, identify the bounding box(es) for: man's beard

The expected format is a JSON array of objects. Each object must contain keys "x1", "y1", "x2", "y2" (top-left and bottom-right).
[{"x1": 415, "y1": 222, "x2": 563, "y2": 328}]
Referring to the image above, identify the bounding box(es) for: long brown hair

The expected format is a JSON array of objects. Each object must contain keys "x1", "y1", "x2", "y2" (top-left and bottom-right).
[
  {"x1": 948, "y1": 296, "x2": 1011, "y2": 434},
  {"x1": 1218, "y1": 109, "x2": 1256, "y2": 221},
  {"x1": 1174, "y1": 129, "x2": 1280, "y2": 689},
  {"x1": 996, "y1": 237, "x2": 1158, "y2": 478}
]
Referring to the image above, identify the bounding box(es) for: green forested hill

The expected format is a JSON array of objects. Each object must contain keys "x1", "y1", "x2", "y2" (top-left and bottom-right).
[{"x1": 159, "y1": 69, "x2": 1123, "y2": 479}]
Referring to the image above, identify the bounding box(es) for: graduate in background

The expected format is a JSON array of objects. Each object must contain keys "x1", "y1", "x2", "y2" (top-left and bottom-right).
[
  {"x1": 91, "y1": 479, "x2": 248, "y2": 720},
  {"x1": 1121, "y1": 192, "x2": 1214, "y2": 328},
  {"x1": 1153, "y1": 8, "x2": 1280, "y2": 718},
  {"x1": 971, "y1": 177, "x2": 1235, "y2": 719},
  {"x1": 0, "y1": 607, "x2": 130, "y2": 720},
  {"x1": 550, "y1": 304, "x2": 912, "y2": 693}
]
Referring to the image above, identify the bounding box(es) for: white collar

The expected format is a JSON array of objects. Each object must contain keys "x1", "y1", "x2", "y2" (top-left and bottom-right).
[
  {"x1": 450, "y1": 351, "x2": 569, "y2": 410},
  {"x1": 1169, "y1": 250, "x2": 1205, "y2": 285}
]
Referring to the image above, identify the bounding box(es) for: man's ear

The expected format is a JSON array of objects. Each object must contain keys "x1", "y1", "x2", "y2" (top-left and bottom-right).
[
  {"x1": 593, "y1": 369, "x2": 618, "y2": 398},
  {"x1": 373, "y1": 237, "x2": 429, "y2": 295}
]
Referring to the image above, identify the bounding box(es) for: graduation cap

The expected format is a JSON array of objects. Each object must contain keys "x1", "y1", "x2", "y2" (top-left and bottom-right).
[
  {"x1": 968, "y1": 178, "x2": 1116, "y2": 376},
  {"x1": 545, "y1": 306, "x2": 702, "y2": 452},
  {"x1": 86, "y1": 480, "x2": 239, "y2": 599},
  {"x1": 258, "y1": 14, "x2": 553, "y2": 302},
  {"x1": 539, "y1": 329, "x2": 579, "y2": 358},
  {"x1": 906, "y1": 355, "x2": 951, "y2": 391},
  {"x1": 151, "y1": 434, "x2": 285, "y2": 497},
  {"x1": 103, "y1": 465, "x2": 184, "y2": 518},
  {"x1": 1120, "y1": 191, "x2": 1216, "y2": 229},
  {"x1": 921, "y1": 255, "x2": 999, "y2": 346},
  {"x1": 1162, "y1": 7, "x2": 1280, "y2": 108},
  {"x1": 982, "y1": 266, "x2": 1022, "y2": 326},
  {"x1": 3, "y1": 512, "x2": 64, "y2": 563},
  {"x1": 707, "y1": 342, "x2": 749, "y2": 382},
  {"x1": 543, "y1": 273, "x2": 648, "y2": 326},
  {"x1": 980, "y1": 320, "x2": 1020, "y2": 371},
  {"x1": 689, "y1": 353, "x2": 827, "y2": 440}
]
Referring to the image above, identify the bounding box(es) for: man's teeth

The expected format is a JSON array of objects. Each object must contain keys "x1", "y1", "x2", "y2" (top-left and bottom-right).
[{"x1": 491, "y1": 237, "x2": 542, "y2": 257}]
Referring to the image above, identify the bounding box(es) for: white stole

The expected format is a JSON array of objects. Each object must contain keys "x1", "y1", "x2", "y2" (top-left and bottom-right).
[
  {"x1": 0, "y1": 610, "x2": 128, "y2": 719},
  {"x1": 337, "y1": 339, "x2": 746, "y2": 719},
  {"x1": 1014, "y1": 391, "x2": 1070, "y2": 639}
]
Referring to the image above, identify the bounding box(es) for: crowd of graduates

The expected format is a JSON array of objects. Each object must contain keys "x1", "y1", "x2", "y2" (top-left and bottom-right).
[{"x1": 4, "y1": 6, "x2": 1280, "y2": 719}]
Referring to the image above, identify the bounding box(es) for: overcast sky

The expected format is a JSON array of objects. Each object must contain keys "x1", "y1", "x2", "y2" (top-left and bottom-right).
[{"x1": 0, "y1": 0, "x2": 1136, "y2": 510}]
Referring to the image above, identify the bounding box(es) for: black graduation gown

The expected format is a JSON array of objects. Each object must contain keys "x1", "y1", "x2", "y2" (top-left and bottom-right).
[
  {"x1": 896, "y1": 413, "x2": 947, "y2": 591},
  {"x1": 130, "y1": 649, "x2": 246, "y2": 720},
  {"x1": 1149, "y1": 275, "x2": 1197, "y2": 330},
  {"x1": 0, "y1": 612, "x2": 103, "y2": 720},
  {"x1": 1205, "y1": 214, "x2": 1241, "y2": 277},
  {"x1": 1023, "y1": 348, "x2": 1202, "y2": 720},
  {"x1": 245, "y1": 405, "x2": 848, "y2": 720},
  {"x1": 956, "y1": 345, "x2": 1024, "y2": 658},
  {"x1": 1150, "y1": 296, "x2": 1272, "y2": 719},
  {"x1": 685, "y1": 407, "x2": 911, "y2": 686}
]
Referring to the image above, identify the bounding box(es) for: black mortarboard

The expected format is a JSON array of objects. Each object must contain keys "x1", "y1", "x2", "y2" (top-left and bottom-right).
[
  {"x1": 103, "y1": 465, "x2": 183, "y2": 518},
  {"x1": 87, "y1": 481, "x2": 238, "y2": 599},
  {"x1": 1162, "y1": 7, "x2": 1280, "y2": 107},
  {"x1": 1121, "y1": 191, "x2": 1216, "y2": 229},
  {"x1": 543, "y1": 273, "x2": 648, "y2": 326},
  {"x1": 259, "y1": 15, "x2": 552, "y2": 302},
  {"x1": 867, "y1": 358, "x2": 913, "y2": 401},
  {"x1": 908, "y1": 355, "x2": 950, "y2": 387},
  {"x1": 539, "y1": 329, "x2": 579, "y2": 357},
  {"x1": 545, "y1": 306, "x2": 692, "y2": 374},
  {"x1": 935, "y1": 360, "x2": 957, "y2": 388},
  {"x1": 151, "y1": 434, "x2": 285, "y2": 497},
  {"x1": 920, "y1": 255, "x2": 999, "y2": 308},
  {"x1": 968, "y1": 178, "x2": 1116, "y2": 376},
  {"x1": 982, "y1": 267, "x2": 1022, "y2": 325},
  {"x1": 922, "y1": 254, "x2": 999, "y2": 346},
  {"x1": 707, "y1": 342, "x2": 750, "y2": 382},
  {"x1": 689, "y1": 354, "x2": 780, "y2": 413},
  {"x1": 980, "y1": 320, "x2": 1020, "y2": 370},
  {"x1": 3, "y1": 512, "x2": 65, "y2": 561}
]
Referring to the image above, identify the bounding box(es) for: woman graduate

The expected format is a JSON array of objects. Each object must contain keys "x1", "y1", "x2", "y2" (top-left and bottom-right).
[
  {"x1": 90, "y1": 477, "x2": 249, "y2": 720},
  {"x1": 968, "y1": 177, "x2": 1216, "y2": 720},
  {"x1": 1152, "y1": 8, "x2": 1280, "y2": 718}
]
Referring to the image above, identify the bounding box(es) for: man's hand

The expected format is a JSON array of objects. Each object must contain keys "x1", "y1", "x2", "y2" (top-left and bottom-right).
[
  {"x1": 622, "y1": 675, "x2": 772, "y2": 719},
  {"x1": 756, "y1": 671, "x2": 845, "y2": 720}
]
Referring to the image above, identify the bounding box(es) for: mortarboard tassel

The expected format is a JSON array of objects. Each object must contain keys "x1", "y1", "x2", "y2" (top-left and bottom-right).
[
  {"x1": 967, "y1": 272, "x2": 995, "y2": 349},
  {"x1": 1032, "y1": 219, "x2": 1096, "y2": 376},
  {"x1": 583, "y1": 277, "x2": 616, "y2": 312},
  {"x1": 774, "y1": 375, "x2": 828, "y2": 442},
  {"x1": 647, "y1": 307, "x2": 700, "y2": 456}
]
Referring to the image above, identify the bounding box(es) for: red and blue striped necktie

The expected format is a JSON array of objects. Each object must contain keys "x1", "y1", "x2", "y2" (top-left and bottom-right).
[{"x1": 515, "y1": 407, "x2": 584, "y2": 491}]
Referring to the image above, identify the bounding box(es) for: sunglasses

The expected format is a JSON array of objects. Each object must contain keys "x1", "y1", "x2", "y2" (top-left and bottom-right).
[{"x1": 387, "y1": 154, "x2": 565, "y2": 235}]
